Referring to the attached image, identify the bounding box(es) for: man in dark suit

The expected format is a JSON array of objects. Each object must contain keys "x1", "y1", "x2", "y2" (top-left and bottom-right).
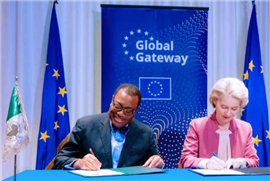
[{"x1": 53, "y1": 84, "x2": 164, "y2": 170}]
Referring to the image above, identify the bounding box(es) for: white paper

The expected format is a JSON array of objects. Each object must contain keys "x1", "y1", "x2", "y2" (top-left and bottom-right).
[
  {"x1": 70, "y1": 169, "x2": 124, "y2": 177},
  {"x1": 191, "y1": 169, "x2": 245, "y2": 175}
]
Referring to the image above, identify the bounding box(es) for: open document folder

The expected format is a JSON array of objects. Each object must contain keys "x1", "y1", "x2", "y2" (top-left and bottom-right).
[
  {"x1": 191, "y1": 168, "x2": 270, "y2": 176},
  {"x1": 70, "y1": 166, "x2": 166, "y2": 177}
]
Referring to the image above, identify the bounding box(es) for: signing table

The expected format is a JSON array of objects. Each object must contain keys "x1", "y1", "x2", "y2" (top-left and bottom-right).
[{"x1": 4, "y1": 168, "x2": 270, "y2": 181}]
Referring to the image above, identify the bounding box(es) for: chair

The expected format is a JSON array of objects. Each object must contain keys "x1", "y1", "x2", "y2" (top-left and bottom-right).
[
  {"x1": 45, "y1": 133, "x2": 71, "y2": 170},
  {"x1": 178, "y1": 161, "x2": 183, "y2": 168}
]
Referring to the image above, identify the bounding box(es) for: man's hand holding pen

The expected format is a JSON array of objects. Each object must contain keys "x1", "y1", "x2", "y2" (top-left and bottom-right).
[{"x1": 73, "y1": 148, "x2": 102, "y2": 171}]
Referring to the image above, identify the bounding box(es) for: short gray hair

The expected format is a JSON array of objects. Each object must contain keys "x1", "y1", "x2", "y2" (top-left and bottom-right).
[
  {"x1": 209, "y1": 77, "x2": 248, "y2": 108},
  {"x1": 114, "y1": 84, "x2": 142, "y2": 108}
]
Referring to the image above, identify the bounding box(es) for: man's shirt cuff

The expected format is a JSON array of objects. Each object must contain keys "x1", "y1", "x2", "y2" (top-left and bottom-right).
[{"x1": 64, "y1": 159, "x2": 78, "y2": 170}]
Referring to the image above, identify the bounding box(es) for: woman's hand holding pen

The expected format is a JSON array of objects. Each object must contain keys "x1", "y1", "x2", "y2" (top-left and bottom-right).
[
  {"x1": 73, "y1": 148, "x2": 102, "y2": 171},
  {"x1": 206, "y1": 156, "x2": 225, "y2": 170}
]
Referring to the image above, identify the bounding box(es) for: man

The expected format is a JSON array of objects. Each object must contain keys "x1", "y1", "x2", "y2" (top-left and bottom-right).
[{"x1": 53, "y1": 84, "x2": 164, "y2": 170}]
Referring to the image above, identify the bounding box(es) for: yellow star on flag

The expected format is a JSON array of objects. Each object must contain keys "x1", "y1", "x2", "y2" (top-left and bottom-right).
[
  {"x1": 266, "y1": 130, "x2": 270, "y2": 139},
  {"x1": 46, "y1": 63, "x2": 49, "y2": 66},
  {"x1": 248, "y1": 60, "x2": 255, "y2": 71},
  {"x1": 58, "y1": 105, "x2": 67, "y2": 116},
  {"x1": 53, "y1": 69, "x2": 60, "y2": 80},
  {"x1": 58, "y1": 87, "x2": 67, "y2": 97},
  {"x1": 54, "y1": 121, "x2": 60, "y2": 130},
  {"x1": 261, "y1": 66, "x2": 263, "y2": 73},
  {"x1": 40, "y1": 131, "x2": 50, "y2": 142},
  {"x1": 244, "y1": 70, "x2": 249, "y2": 80},
  {"x1": 253, "y1": 135, "x2": 262, "y2": 147}
]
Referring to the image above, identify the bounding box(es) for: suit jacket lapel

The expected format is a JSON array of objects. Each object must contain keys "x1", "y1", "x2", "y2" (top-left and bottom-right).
[
  {"x1": 209, "y1": 113, "x2": 220, "y2": 156},
  {"x1": 99, "y1": 113, "x2": 113, "y2": 168},
  {"x1": 229, "y1": 119, "x2": 237, "y2": 158},
  {"x1": 117, "y1": 120, "x2": 138, "y2": 167}
]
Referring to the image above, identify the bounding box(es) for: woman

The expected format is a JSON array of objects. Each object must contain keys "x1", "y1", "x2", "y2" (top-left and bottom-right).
[{"x1": 180, "y1": 77, "x2": 259, "y2": 169}]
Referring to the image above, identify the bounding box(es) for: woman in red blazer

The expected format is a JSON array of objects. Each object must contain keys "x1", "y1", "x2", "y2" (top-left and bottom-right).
[{"x1": 180, "y1": 77, "x2": 259, "y2": 169}]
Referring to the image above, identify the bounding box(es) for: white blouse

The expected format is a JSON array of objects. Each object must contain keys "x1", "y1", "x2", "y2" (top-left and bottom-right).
[{"x1": 216, "y1": 123, "x2": 232, "y2": 161}]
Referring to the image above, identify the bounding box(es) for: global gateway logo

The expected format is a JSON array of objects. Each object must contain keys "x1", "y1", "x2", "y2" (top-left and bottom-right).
[{"x1": 122, "y1": 29, "x2": 188, "y2": 65}]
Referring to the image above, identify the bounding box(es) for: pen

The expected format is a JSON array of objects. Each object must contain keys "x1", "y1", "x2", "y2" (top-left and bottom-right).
[
  {"x1": 89, "y1": 148, "x2": 101, "y2": 170},
  {"x1": 213, "y1": 153, "x2": 218, "y2": 158},
  {"x1": 89, "y1": 148, "x2": 95, "y2": 156}
]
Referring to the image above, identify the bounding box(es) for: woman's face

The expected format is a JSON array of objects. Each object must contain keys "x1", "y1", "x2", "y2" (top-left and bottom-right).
[{"x1": 214, "y1": 94, "x2": 241, "y2": 126}]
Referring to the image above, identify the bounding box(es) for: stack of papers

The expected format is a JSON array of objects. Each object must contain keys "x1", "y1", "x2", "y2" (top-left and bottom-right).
[
  {"x1": 70, "y1": 166, "x2": 165, "y2": 177},
  {"x1": 70, "y1": 170, "x2": 124, "y2": 177},
  {"x1": 191, "y1": 168, "x2": 270, "y2": 176},
  {"x1": 191, "y1": 169, "x2": 244, "y2": 176}
]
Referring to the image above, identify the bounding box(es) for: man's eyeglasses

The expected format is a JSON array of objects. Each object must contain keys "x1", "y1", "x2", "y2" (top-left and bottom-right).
[{"x1": 112, "y1": 98, "x2": 136, "y2": 116}]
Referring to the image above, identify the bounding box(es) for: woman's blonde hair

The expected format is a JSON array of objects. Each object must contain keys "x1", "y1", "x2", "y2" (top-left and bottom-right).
[{"x1": 209, "y1": 77, "x2": 249, "y2": 108}]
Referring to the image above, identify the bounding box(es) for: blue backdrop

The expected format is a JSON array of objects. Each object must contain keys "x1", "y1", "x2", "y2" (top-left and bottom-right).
[{"x1": 101, "y1": 5, "x2": 208, "y2": 168}]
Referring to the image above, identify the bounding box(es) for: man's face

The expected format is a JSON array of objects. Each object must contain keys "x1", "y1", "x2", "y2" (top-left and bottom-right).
[{"x1": 109, "y1": 89, "x2": 139, "y2": 128}]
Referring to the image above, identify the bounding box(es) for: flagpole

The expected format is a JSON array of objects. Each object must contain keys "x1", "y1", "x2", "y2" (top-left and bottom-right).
[
  {"x1": 14, "y1": 76, "x2": 18, "y2": 181},
  {"x1": 14, "y1": 155, "x2": 17, "y2": 181},
  {"x1": 3, "y1": 75, "x2": 30, "y2": 178}
]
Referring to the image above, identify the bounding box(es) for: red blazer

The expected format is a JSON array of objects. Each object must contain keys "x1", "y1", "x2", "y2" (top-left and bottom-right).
[{"x1": 180, "y1": 113, "x2": 259, "y2": 168}]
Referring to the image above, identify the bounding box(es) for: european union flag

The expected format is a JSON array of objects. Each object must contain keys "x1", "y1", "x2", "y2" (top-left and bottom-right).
[
  {"x1": 139, "y1": 77, "x2": 171, "y2": 100},
  {"x1": 241, "y1": 2, "x2": 270, "y2": 167},
  {"x1": 36, "y1": 1, "x2": 70, "y2": 169}
]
